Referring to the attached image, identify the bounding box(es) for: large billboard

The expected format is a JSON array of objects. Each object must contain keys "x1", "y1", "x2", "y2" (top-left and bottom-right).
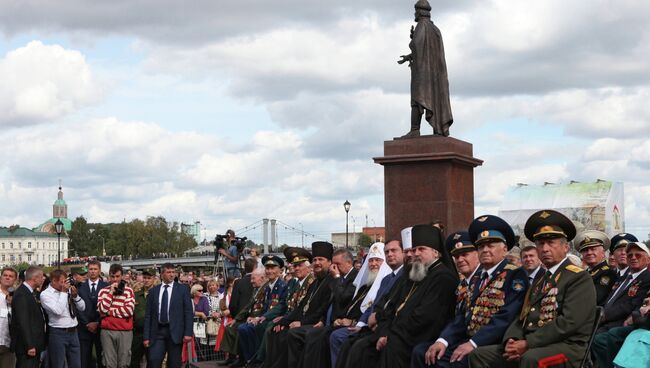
[{"x1": 498, "y1": 181, "x2": 624, "y2": 241}]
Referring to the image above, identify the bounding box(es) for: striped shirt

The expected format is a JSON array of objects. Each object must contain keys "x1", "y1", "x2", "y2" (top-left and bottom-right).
[{"x1": 98, "y1": 285, "x2": 135, "y2": 331}]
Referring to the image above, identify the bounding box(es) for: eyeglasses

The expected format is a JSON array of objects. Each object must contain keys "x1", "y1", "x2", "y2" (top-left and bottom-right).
[{"x1": 627, "y1": 252, "x2": 647, "y2": 259}]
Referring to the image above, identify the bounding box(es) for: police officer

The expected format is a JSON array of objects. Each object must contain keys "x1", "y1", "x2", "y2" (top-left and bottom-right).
[
  {"x1": 575, "y1": 230, "x2": 617, "y2": 306},
  {"x1": 469, "y1": 210, "x2": 597, "y2": 367}
]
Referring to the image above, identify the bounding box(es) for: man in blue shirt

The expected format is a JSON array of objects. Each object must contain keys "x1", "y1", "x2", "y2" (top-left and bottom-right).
[{"x1": 219, "y1": 230, "x2": 241, "y2": 279}]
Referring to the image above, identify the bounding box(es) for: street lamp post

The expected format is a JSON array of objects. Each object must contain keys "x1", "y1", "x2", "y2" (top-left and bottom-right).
[
  {"x1": 344, "y1": 200, "x2": 351, "y2": 249},
  {"x1": 55, "y1": 219, "x2": 64, "y2": 269}
]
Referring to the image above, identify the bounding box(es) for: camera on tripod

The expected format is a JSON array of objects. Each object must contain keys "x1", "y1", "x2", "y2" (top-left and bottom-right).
[{"x1": 215, "y1": 231, "x2": 247, "y2": 252}]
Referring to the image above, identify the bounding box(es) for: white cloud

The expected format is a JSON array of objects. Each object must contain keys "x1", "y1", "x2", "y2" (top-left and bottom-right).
[{"x1": 0, "y1": 41, "x2": 102, "y2": 126}]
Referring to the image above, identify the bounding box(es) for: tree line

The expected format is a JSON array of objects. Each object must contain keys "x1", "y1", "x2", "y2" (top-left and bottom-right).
[{"x1": 68, "y1": 216, "x2": 198, "y2": 258}]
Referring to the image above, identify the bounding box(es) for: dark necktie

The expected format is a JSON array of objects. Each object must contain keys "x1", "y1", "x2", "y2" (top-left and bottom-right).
[
  {"x1": 91, "y1": 282, "x2": 96, "y2": 296},
  {"x1": 160, "y1": 285, "x2": 170, "y2": 324},
  {"x1": 607, "y1": 274, "x2": 633, "y2": 305},
  {"x1": 478, "y1": 271, "x2": 489, "y2": 290},
  {"x1": 460, "y1": 279, "x2": 468, "y2": 288}
]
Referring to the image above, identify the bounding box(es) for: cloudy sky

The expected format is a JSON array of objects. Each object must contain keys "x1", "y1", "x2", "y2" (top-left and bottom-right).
[{"x1": 1, "y1": 0, "x2": 649, "y2": 245}]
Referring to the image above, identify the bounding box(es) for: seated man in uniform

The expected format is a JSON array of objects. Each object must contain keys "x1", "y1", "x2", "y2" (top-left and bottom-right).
[
  {"x1": 591, "y1": 241, "x2": 650, "y2": 368},
  {"x1": 236, "y1": 255, "x2": 287, "y2": 365},
  {"x1": 413, "y1": 216, "x2": 527, "y2": 368},
  {"x1": 264, "y1": 242, "x2": 334, "y2": 368},
  {"x1": 575, "y1": 230, "x2": 617, "y2": 306},
  {"x1": 219, "y1": 268, "x2": 268, "y2": 367},
  {"x1": 248, "y1": 248, "x2": 315, "y2": 367},
  {"x1": 468, "y1": 209, "x2": 597, "y2": 367},
  {"x1": 609, "y1": 233, "x2": 637, "y2": 280}
]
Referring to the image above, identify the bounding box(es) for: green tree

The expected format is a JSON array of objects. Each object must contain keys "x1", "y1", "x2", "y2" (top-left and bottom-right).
[
  {"x1": 357, "y1": 233, "x2": 373, "y2": 248},
  {"x1": 69, "y1": 216, "x2": 91, "y2": 256}
]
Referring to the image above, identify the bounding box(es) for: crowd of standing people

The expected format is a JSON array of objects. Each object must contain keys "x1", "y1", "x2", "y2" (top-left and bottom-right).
[{"x1": 1, "y1": 209, "x2": 649, "y2": 367}]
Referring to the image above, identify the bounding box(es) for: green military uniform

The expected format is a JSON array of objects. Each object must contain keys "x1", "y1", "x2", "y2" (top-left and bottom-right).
[
  {"x1": 130, "y1": 268, "x2": 155, "y2": 368},
  {"x1": 587, "y1": 261, "x2": 616, "y2": 306},
  {"x1": 574, "y1": 230, "x2": 617, "y2": 306},
  {"x1": 469, "y1": 210, "x2": 597, "y2": 368}
]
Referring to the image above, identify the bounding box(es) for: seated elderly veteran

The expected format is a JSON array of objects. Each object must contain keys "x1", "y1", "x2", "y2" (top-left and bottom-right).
[
  {"x1": 352, "y1": 224, "x2": 458, "y2": 368},
  {"x1": 468, "y1": 209, "x2": 597, "y2": 368},
  {"x1": 249, "y1": 248, "x2": 315, "y2": 367},
  {"x1": 334, "y1": 229, "x2": 412, "y2": 368},
  {"x1": 611, "y1": 296, "x2": 650, "y2": 368},
  {"x1": 264, "y1": 242, "x2": 334, "y2": 368},
  {"x1": 413, "y1": 216, "x2": 528, "y2": 368},
  {"x1": 219, "y1": 267, "x2": 268, "y2": 367},
  {"x1": 610, "y1": 233, "x2": 638, "y2": 280},
  {"x1": 597, "y1": 240, "x2": 650, "y2": 333},
  {"x1": 591, "y1": 241, "x2": 650, "y2": 368},
  {"x1": 302, "y1": 242, "x2": 392, "y2": 368},
  {"x1": 575, "y1": 230, "x2": 617, "y2": 306},
  {"x1": 236, "y1": 255, "x2": 288, "y2": 365}
]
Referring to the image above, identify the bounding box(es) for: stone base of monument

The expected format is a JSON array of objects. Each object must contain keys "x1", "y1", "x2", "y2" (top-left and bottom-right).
[{"x1": 373, "y1": 135, "x2": 483, "y2": 240}]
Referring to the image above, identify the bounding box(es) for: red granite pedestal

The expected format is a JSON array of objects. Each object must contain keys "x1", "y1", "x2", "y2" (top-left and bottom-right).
[{"x1": 373, "y1": 135, "x2": 483, "y2": 241}]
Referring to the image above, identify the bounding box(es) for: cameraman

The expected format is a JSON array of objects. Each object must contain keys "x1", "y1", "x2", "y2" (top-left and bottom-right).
[
  {"x1": 97, "y1": 264, "x2": 135, "y2": 368},
  {"x1": 219, "y1": 229, "x2": 242, "y2": 278},
  {"x1": 40, "y1": 269, "x2": 86, "y2": 368}
]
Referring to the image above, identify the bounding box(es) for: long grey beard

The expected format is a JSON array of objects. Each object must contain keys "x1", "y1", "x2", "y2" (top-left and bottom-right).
[
  {"x1": 365, "y1": 270, "x2": 378, "y2": 287},
  {"x1": 409, "y1": 261, "x2": 427, "y2": 282}
]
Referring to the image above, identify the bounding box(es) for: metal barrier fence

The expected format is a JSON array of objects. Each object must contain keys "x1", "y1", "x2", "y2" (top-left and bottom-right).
[{"x1": 185, "y1": 317, "x2": 226, "y2": 367}]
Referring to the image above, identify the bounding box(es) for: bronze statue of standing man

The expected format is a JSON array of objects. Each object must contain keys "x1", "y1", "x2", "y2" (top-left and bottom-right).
[{"x1": 398, "y1": 0, "x2": 453, "y2": 138}]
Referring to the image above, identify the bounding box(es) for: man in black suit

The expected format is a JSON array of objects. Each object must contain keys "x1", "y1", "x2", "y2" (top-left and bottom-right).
[
  {"x1": 77, "y1": 260, "x2": 108, "y2": 368},
  {"x1": 592, "y1": 241, "x2": 650, "y2": 368},
  {"x1": 10, "y1": 265, "x2": 46, "y2": 368},
  {"x1": 229, "y1": 258, "x2": 258, "y2": 318},
  {"x1": 144, "y1": 263, "x2": 194, "y2": 368}
]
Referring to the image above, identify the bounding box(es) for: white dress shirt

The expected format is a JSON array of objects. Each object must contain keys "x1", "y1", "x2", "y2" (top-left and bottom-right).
[
  {"x1": 158, "y1": 281, "x2": 174, "y2": 317},
  {"x1": 0, "y1": 292, "x2": 10, "y2": 348},
  {"x1": 40, "y1": 285, "x2": 86, "y2": 328}
]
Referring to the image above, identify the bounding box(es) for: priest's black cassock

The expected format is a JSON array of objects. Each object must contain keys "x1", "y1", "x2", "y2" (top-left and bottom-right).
[
  {"x1": 301, "y1": 282, "x2": 372, "y2": 368},
  {"x1": 264, "y1": 273, "x2": 333, "y2": 368}
]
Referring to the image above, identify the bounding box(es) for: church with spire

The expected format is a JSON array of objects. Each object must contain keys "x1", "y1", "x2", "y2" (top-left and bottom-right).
[{"x1": 35, "y1": 183, "x2": 73, "y2": 233}]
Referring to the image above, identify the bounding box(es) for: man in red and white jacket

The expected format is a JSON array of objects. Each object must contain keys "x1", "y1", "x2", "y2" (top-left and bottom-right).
[{"x1": 97, "y1": 264, "x2": 135, "y2": 368}]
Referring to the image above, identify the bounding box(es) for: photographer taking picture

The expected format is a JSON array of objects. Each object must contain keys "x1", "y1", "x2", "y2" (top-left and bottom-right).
[
  {"x1": 97, "y1": 264, "x2": 135, "y2": 368},
  {"x1": 40, "y1": 269, "x2": 86, "y2": 368},
  {"x1": 218, "y1": 229, "x2": 242, "y2": 279}
]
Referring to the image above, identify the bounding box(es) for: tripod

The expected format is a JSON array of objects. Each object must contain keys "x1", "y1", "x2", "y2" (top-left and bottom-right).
[{"x1": 213, "y1": 248, "x2": 246, "y2": 280}]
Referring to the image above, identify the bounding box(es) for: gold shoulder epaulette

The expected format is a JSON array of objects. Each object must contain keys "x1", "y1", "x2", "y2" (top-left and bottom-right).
[
  {"x1": 602, "y1": 265, "x2": 609, "y2": 270},
  {"x1": 504, "y1": 264, "x2": 518, "y2": 270},
  {"x1": 566, "y1": 264, "x2": 583, "y2": 273}
]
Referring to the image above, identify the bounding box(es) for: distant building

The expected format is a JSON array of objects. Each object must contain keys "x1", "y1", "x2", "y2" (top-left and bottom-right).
[
  {"x1": 362, "y1": 227, "x2": 385, "y2": 243},
  {"x1": 331, "y1": 232, "x2": 364, "y2": 248},
  {"x1": 0, "y1": 225, "x2": 68, "y2": 267},
  {"x1": 0, "y1": 185, "x2": 71, "y2": 267},
  {"x1": 181, "y1": 221, "x2": 202, "y2": 244}
]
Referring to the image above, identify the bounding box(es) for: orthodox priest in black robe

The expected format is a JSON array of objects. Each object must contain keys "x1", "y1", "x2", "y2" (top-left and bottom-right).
[
  {"x1": 344, "y1": 224, "x2": 458, "y2": 368},
  {"x1": 302, "y1": 243, "x2": 391, "y2": 368}
]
